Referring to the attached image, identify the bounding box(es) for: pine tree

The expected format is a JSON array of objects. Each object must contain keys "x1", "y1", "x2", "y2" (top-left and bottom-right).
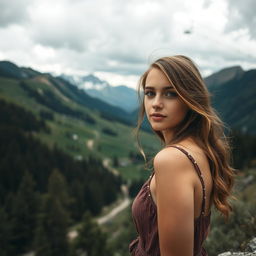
[
  {"x1": 48, "y1": 168, "x2": 73, "y2": 212},
  {"x1": 72, "y1": 211, "x2": 112, "y2": 256},
  {"x1": 0, "y1": 207, "x2": 12, "y2": 256},
  {"x1": 70, "y1": 180, "x2": 87, "y2": 221},
  {"x1": 10, "y1": 171, "x2": 38, "y2": 253},
  {"x1": 34, "y1": 170, "x2": 71, "y2": 256},
  {"x1": 113, "y1": 155, "x2": 119, "y2": 167},
  {"x1": 35, "y1": 194, "x2": 70, "y2": 256}
]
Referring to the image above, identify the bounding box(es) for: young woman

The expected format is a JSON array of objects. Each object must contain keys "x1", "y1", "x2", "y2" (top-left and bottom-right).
[{"x1": 129, "y1": 55, "x2": 235, "y2": 256}]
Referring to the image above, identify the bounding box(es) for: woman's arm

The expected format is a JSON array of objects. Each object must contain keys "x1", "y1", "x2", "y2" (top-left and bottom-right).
[{"x1": 154, "y1": 147, "x2": 195, "y2": 256}]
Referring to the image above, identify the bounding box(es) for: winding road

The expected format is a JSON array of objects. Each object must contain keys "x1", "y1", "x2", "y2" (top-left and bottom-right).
[
  {"x1": 68, "y1": 156, "x2": 130, "y2": 240},
  {"x1": 68, "y1": 184, "x2": 130, "y2": 240}
]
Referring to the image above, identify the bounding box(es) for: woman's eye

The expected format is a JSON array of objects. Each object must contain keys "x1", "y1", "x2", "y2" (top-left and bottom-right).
[
  {"x1": 165, "y1": 91, "x2": 177, "y2": 97},
  {"x1": 144, "y1": 91, "x2": 155, "y2": 97},
  {"x1": 144, "y1": 90, "x2": 177, "y2": 98}
]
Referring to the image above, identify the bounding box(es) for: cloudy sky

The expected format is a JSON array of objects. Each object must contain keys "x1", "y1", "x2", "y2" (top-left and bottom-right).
[{"x1": 0, "y1": 0, "x2": 255, "y2": 88}]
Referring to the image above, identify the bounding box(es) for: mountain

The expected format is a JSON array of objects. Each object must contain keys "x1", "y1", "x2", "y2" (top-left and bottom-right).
[
  {"x1": 2, "y1": 59, "x2": 255, "y2": 135},
  {"x1": 52, "y1": 76, "x2": 134, "y2": 125},
  {"x1": 0, "y1": 61, "x2": 139, "y2": 127},
  {"x1": 205, "y1": 66, "x2": 244, "y2": 88},
  {"x1": 60, "y1": 73, "x2": 109, "y2": 90},
  {"x1": 60, "y1": 73, "x2": 138, "y2": 113},
  {"x1": 87, "y1": 84, "x2": 138, "y2": 113},
  {"x1": 204, "y1": 66, "x2": 256, "y2": 134},
  {"x1": 0, "y1": 60, "x2": 40, "y2": 79}
]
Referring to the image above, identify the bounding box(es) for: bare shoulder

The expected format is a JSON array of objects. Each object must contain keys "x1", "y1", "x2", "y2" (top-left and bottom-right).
[
  {"x1": 153, "y1": 146, "x2": 193, "y2": 174},
  {"x1": 153, "y1": 146, "x2": 197, "y2": 255}
]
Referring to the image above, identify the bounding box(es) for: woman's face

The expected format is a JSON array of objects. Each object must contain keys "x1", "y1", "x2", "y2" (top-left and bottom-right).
[{"x1": 144, "y1": 68, "x2": 189, "y2": 141}]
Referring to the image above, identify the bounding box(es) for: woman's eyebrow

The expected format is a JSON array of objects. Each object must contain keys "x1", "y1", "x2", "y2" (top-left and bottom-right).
[{"x1": 144, "y1": 85, "x2": 174, "y2": 90}]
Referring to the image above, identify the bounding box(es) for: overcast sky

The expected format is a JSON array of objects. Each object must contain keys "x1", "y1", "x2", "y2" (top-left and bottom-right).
[{"x1": 0, "y1": 0, "x2": 255, "y2": 88}]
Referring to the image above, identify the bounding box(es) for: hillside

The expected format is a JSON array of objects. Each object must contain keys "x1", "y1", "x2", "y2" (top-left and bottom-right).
[
  {"x1": 205, "y1": 66, "x2": 244, "y2": 88},
  {"x1": 0, "y1": 61, "x2": 160, "y2": 164},
  {"x1": 205, "y1": 67, "x2": 256, "y2": 133}
]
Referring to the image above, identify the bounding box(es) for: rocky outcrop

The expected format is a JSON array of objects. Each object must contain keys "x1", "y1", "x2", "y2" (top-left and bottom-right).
[{"x1": 218, "y1": 238, "x2": 256, "y2": 256}]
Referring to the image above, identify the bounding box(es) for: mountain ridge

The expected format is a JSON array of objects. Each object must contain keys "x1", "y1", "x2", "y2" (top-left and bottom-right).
[
  {"x1": 0, "y1": 60, "x2": 135, "y2": 126},
  {"x1": 60, "y1": 73, "x2": 138, "y2": 112},
  {"x1": 204, "y1": 65, "x2": 244, "y2": 88},
  {"x1": 1, "y1": 60, "x2": 255, "y2": 134}
]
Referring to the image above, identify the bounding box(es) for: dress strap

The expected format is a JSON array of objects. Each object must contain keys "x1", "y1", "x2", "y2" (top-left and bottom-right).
[{"x1": 165, "y1": 145, "x2": 206, "y2": 216}]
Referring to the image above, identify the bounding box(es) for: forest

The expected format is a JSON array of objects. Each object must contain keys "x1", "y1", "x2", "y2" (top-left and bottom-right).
[{"x1": 0, "y1": 99, "x2": 122, "y2": 255}]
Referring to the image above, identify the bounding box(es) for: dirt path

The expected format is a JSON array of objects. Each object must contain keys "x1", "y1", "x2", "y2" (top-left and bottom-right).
[
  {"x1": 103, "y1": 157, "x2": 119, "y2": 176},
  {"x1": 97, "y1": 184, "x2": 130, "y2": 225},
  {"x1": 68, "y1": 184, "x2": 130, "y2": 240},
  {"x1": 68, "y1": 157, "x2": 129, "y2": 240}
]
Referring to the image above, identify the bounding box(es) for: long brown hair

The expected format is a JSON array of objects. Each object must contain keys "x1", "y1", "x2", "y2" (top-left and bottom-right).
[{"x1": 134, "y1": 55, "x2": 236, "y2": 220}]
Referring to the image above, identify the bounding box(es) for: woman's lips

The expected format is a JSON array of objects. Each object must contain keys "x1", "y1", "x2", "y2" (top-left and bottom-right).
[{"x1": 150, "y1": 114, "x2": 167, "y2": 121}]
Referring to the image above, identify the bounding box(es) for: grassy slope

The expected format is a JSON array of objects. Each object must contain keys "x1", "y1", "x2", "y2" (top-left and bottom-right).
[{"x1": 0, "y1": 76, "x2": 161, "y2": 182}]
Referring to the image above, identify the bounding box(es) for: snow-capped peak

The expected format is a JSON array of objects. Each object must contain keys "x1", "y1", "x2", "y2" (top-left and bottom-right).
[{"x1": 60, "y1": 73, "x2": 109, "y2": 90}]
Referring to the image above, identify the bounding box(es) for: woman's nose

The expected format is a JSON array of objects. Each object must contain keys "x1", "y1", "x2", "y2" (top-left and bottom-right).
[{"x1": 152, "y1": 95, "x2": 163, "y2": 109}]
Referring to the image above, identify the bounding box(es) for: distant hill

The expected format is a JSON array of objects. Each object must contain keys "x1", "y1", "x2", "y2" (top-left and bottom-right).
[
  {"x1": 204, "y1": 66, "x2": 256, "y2": 134},
  {"x1": 60, "y1": 73, "x2": 138, "y2": 113},
  {"x1": 0, "y1": 61, "x2": 40, "y2": 79},
  {"x1": 87, "y1": 84, "x2": 138, "y2": 113},
  {"x1": 52, "y1": 76, "x2": 134, "y2": 125},
  {"x1": 205, "y1": 66, "x2": 244, "y2": 88}
]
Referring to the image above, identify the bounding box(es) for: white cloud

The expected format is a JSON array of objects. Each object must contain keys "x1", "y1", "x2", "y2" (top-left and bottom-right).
[
  {"x1": 0, "y1": 0, "x2": 255, "y2": 89},
  {"x1": 95, "y1": 71, "x2": 140, "y2": 89},
  {"x1": 225, "y1": 0, "x2": 256, "y2": 39},
  {"x1": 0, "y1": 0, "x2": 31, "y2": 27}
]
